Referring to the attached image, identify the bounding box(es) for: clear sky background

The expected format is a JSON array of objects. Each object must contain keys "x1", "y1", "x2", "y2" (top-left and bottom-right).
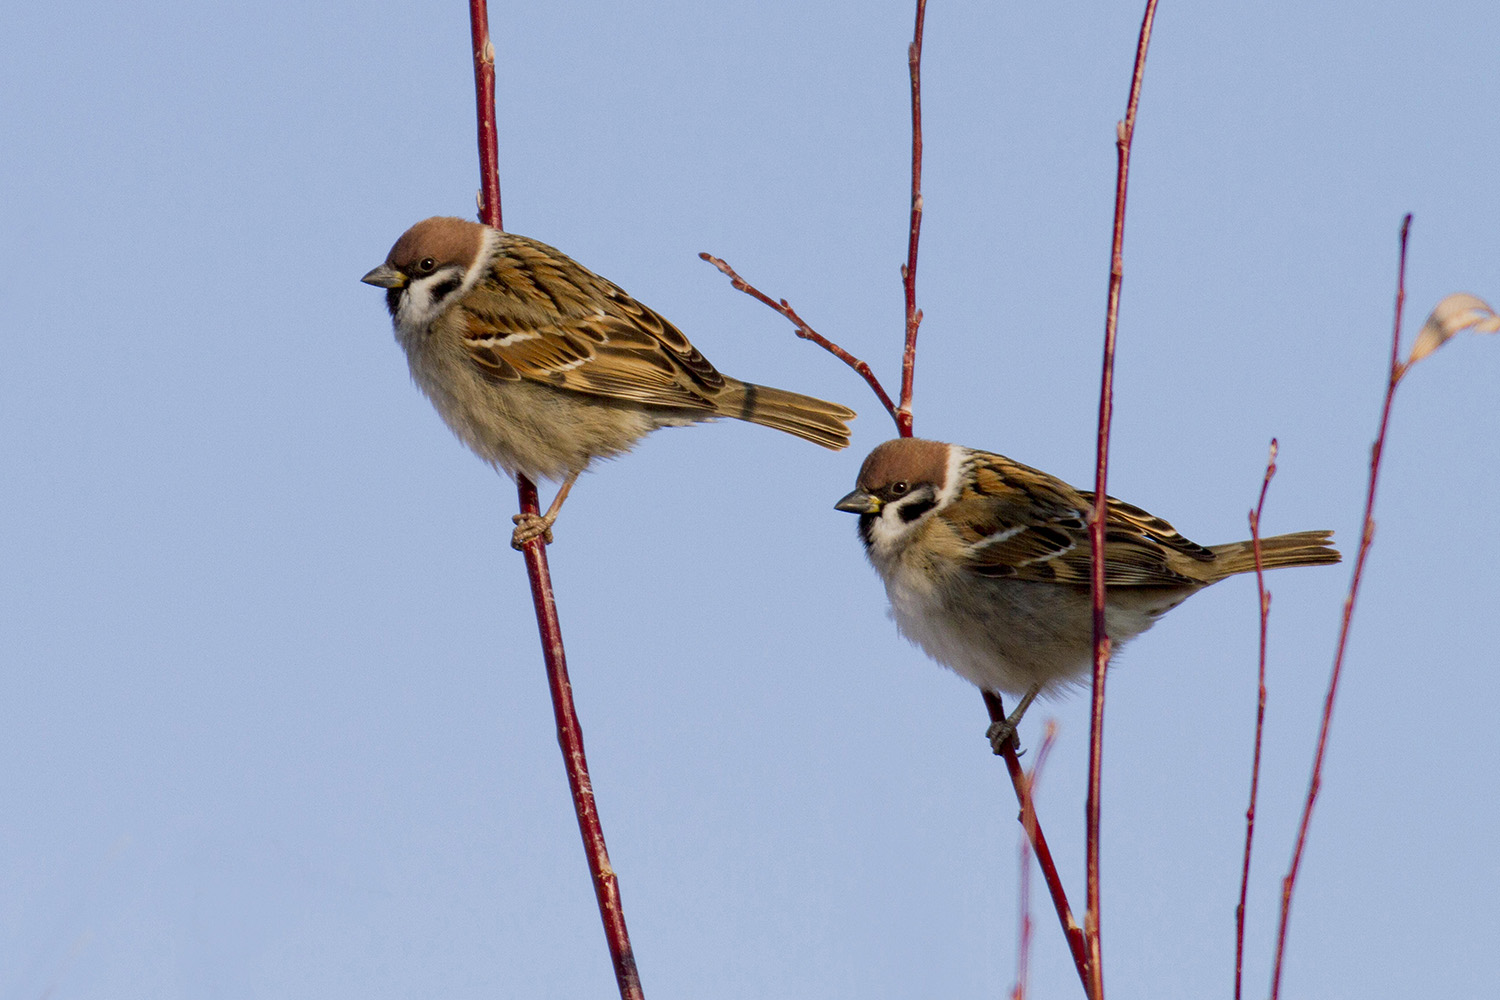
[{"x1": 4, "y1": 2, "x2": 1498, "y2": 997}]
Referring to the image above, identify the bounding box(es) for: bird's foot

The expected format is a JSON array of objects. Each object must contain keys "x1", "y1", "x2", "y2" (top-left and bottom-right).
[
  {"x1": 986, "y1": 719, "x2": 1022, "y2": 756},
  {"x1": 985, "y1": 685, "x2": 1041, "y2": 756},
  {"x1": 511, "y1": 512, "x2": 556, "y2": 550}
]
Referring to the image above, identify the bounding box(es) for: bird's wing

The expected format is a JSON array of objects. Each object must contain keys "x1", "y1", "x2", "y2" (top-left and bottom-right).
[
  {"x1": 954, "y1": 451, "x2": 1216, "y2": 586},
  {"x1": 456, "y1": 237, "x2": 726, "y2": 412}
]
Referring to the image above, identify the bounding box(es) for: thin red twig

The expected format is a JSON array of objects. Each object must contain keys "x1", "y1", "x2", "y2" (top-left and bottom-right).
[
  {"x1": 1084, "y1": 4, "x2": 1159, "y2": 997},
  {"x1": 517, "y1": 485, "x2": 643, "y2": 998},
  {"x1": 704, "y1": 8, "x2": 1092, "y2": 993},
  {"x1": 1235, "y1": 438, "x2": 1278, "y2": 1000},
  {"x1": 699, "y1": 253, "x2": 902, "y2": 429},
  {"x1": 896, "y1": 0, "x2": 927, "y2": 437},
  {"x1": 1269, "y1": 214, "x2": 1413, "y2": 1000},
  {"x1": 468, "y1": 4, "x2": 502, "y2": 231},
  {"x1": 1012, "y1": 720, "x2": 1060, "y2": 1000},
  {"x1": 467, "y1": 3, "x2": 642, "y2": 997},
  {"x1": 985, "y1": 693, "x2": 1093, "y2": 993},
  {"x1": 905, "y1": 5, "x2": 1084, "y2": 988}
]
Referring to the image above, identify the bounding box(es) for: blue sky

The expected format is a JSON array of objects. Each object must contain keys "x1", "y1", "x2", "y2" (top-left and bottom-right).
[{"x1": 3, "y1": 1, "x2": 1498, "y2": 997}]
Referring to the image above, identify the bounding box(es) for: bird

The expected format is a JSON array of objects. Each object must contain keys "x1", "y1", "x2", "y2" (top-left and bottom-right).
[
  {"x1": 362, "y1": 217, "x2": 856, "y2": 547},
  {"x1": 834, "y1": 437, "x2": 1340, "y2": 752}
]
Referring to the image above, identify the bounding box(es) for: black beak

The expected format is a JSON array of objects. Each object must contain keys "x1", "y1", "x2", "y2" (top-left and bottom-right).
[
  {"x1": 361, "y1": 264, "x2": 407, "y2": 289},
  {"x1": 834, "y1": 488, "x2": 881, "y2": 515}
]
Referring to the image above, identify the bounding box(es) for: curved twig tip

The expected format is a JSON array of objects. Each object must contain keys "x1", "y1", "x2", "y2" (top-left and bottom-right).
[{"x1": 699, "y1": 251, "x2": 902, "y2": 428}]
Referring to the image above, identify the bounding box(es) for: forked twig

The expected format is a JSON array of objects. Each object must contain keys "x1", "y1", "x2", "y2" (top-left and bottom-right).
[
  {"x1": 1084, "y1": 3, "x2": 1160, "y2": 996},
  {"x1": 1235, "y1": 439, "x2": 1278, "y2": 1000},
  {"x1": 467, "y1": 2, "x2": 643, "y2": 997},
  {"x1": 702, "y1": 0, "x2": 925, "y2": 439},
  {"x1": 703, "y1": 4, "x2": 1093, "y2": 995}
]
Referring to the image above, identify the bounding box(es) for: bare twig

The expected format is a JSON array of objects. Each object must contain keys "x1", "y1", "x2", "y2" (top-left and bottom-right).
[
  {"x1": 896, "y1": 0, "x2": 927, "y2": 437},
  {"x1": 1269, "y1": 215, "x2": 1412, "y2": 1000},
  {"x1": 698, "y1": 253, "x2": 902, "y2": 428},
  {"x1": 467, "y1": 3, "x2": 642, "y2": 997},
  {"x1": 1084, "y1": 3, "x2": 1160, "y2": 997},
  {"x1": 1012, "y1": 720, "x2": 1060, "y2": 1000},
  {"x1": 468, "y1": 4, "x2": 502, "y2": 230},
  {"x1": 1235, "y1": 439, "x2": 1277, "y2": 1000},
  {"x1": 898, "y1": 7, "x2": 1091, "y2": 981},
  {"x1": 985, "y1": 693, "x2": 1094, "y2": 993},
  {"x1": 704, "y1": 6, "x2": 1093, "y2": 993}
]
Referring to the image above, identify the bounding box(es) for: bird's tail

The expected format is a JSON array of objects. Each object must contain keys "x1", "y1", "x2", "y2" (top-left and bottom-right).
[
  {"x1": 721, "y1": 380, "x2": 856, "y2": 451},
  {"x1": 1207, "y1": 530, "x2": 1342, "y2": 579}
]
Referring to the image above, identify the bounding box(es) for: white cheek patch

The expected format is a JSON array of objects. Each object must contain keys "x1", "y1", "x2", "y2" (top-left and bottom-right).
[
  {"x1": 394, "y1": 228, "x2": 504, "y2": 337},
  {"x1": 394, "y1": 272, "x2": 469, "y2": 334},
  {"x1": 395, "y1": 279, "x2": 443, "y2": 331},
  {"x1": 867, "y1": 503, "x2": 917, "y2": 560}
]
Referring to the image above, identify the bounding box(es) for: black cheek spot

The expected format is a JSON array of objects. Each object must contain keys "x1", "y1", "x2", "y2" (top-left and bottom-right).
[
  {"x1": 429, "y1": 276, "x2": 462, "y2": 302},
  {"x1": 897, "y1": 497, "x2": 938, "y2": 523}
]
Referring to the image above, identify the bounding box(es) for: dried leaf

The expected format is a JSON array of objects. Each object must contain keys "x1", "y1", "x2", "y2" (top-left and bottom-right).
[{"x1": 1408, "y1": 293, "x2": 1500, "y2": 365}]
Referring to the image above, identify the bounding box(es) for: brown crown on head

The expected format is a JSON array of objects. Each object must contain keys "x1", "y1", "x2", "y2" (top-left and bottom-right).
[
  {"x1": 857, "y1": 438, "x2": 951, "y2": 492},
  {"x1": 385, "y1": 216, "x2": 486, "y2": 272}
]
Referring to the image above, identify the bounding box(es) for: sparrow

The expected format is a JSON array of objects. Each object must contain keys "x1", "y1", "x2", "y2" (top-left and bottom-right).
[
  {"x1": 363, "y1": 217, "x2": 856, "y2": 547},
  {"x1": 835, "y1": 438, "x2": 1341, "y2": 751}
]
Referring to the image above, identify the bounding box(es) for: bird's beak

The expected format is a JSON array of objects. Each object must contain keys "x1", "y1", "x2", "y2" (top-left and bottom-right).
[
  {"x1": 361, "y1": 264, "x2": 407, "y2": 289},
  {"x1": 834, "y1": 488, "x2": 881, "y2": 515}
]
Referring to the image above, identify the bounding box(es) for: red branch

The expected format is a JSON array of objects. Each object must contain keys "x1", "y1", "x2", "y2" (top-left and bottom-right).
[
  {"x1": 698, "y1": 254, "x2": 901, "y2": 429},
  {"x1": 1269, "y1": 214, "x2": 1413, "y2": 999},
  {"x1": 897, "y1": 0, "x2": 927, "y2": 437},
  {"x1": 468, "y1": 5, "x2": 502, "y2": 230},
  {"x1": 1012, "y1": 720, "x2": 1060, "y2": 1000},
  {"x1": 706, "y1": 6, "x2": 1090, "y2": 994},
  {"x1": 985, "y1": 693, "x2": 1094, "y2": 993},
  {"x1": 1084, "y1": 3, "x2": 1159, "y2": 997},
  {"x1": 1236, "y1": 438, "x2": 1278, "y2": 1000},
  {"x1": 467, "y1": 3, "x2": 643, "y2": 998},
  {"x1": 897, "y1": 4, "x2": 1085, "y2": 989}
]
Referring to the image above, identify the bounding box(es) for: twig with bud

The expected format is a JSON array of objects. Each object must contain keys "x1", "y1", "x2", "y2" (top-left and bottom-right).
[
  {"x1": 1235, "y1": 439, "x2": 1278, "y2": 1000},
  {"x1": 1269, "y1": 219, "x2": 1497, "y2": 998}
]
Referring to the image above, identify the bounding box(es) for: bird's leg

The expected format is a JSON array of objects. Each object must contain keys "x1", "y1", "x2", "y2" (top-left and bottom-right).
[
  {"x1": 511, "y1": 473, "x2": 579, "y2": 550},
  {"x1": 986, "y1": 685, "x2": 1041, "y2": 755}
]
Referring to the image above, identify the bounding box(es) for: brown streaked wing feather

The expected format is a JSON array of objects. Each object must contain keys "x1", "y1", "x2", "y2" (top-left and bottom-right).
[
  {"x1": 1097, "y1": 496, "x2": 1216, "y2": 562},
  {"x1": 1023, "y1": 494, "x2": 1216, "y2": 586},
  {"x1": 957, "y1": 452, "x2": 1090, "y2": 581},
  {"x1": 455, "y1": 242, "x2": 728, "y2": 411},
  {"x1": 464, "y1": 316, "x2": 715, "y2": 409},
  {"x1": 600, "y1": 286, "x2": 725, "y2": 390},
  {"x1": 959, "y1": 451, "x2": 1211, "y2": 587}
]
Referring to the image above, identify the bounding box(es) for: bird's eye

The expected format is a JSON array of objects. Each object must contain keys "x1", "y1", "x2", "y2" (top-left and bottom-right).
[
  {"x1": 416, "y1": 257, "x2": 437, "y2": 274},
  {"x1": 890, "y1": 481, "x2": 909, "y2": 497}
]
